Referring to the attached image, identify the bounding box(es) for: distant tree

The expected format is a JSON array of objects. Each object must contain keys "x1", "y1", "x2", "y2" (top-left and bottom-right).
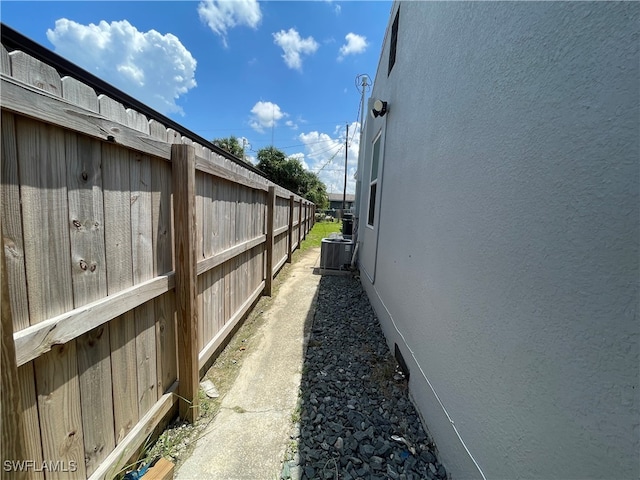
[
  {"x1": 257, "y1": 146, "x2": 328, "y2": 209},
  {"x1": 212, "y1": 136, "x2": 244, "y2": 159}
]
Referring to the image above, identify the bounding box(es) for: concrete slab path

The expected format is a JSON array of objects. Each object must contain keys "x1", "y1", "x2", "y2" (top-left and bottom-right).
[{"x1": 176, "y1": 247, "x2": 321, "y2": 480}]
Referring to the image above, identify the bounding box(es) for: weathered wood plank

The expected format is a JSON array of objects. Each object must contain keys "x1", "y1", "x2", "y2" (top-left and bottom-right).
[
  {"x1": 287, "y1": 195, "x2": 294, "y2": 263},
  {"x1": 130, "y1": 151, "x2": 158, "y2": 415},
  {"x1": 154, "y1": 290, "x2": 177, "y2": 396},
  {"x1": 66, "y1": 133, "x2": 107, "y2": 307},
  {"x1": 13, "y1": 273, "x2": 174, "y2": 367},
  {"x1": 274, "y1": 224, "x2": 289, "y2": 236},
  {"x1": 172, "y1": 143, "x2": 199, "y2": 422},
  {"x1": 298, "y1": 200, "x2": 303, "y2": 249},
  {"x1": 198, "y1": 280, "x2": 265, "y2": 371},
  {"x1": 1, "y1": 75, "x2": 171, "y2": 160},
  {"x1": 1, "y1": 45, "x2": 10, "y2": 75},
  {"x1": 76, "y1": 325, "x2": 114, "y2": 476},
  {"x1": 61, "y1": 76, "x2": 99, "y2": 112},
  {"x1": 196, "y1": 171, "x2": 205, "y2": 262},
  {"x1": 197, "y1": 274, "x2": 205, "y2": 353},
  {"x1": 66, "y1": 130, "x2": 114, "y2": 477},
  {"x1": 109, "y1": 311, "x2": 138, "y2": 444},
  {"x1": 102, "y1": 138, "x2": 139, "y2": 444},
  {"x1": 16, "y1": 118, "x2": 73, "y2": 323},
  {"x1": 151, "y1": 155, "x2": 175, "y2": 398},
  {"x1": 9, "y1": 50, "x2": 62, "y2": 96},
  {"x1": 102, "y1": 143, "x2": 133, "y2": 294},
  {"x1": 131, "y1": 152, "x2": 154, "y2": 283},
  {"x1": 87, "y1": 382, "x2": 177, "y2": 480},
  {"x1": 148, "y1": 120, "x2": 168, "y2": 142},
  {"x1": 211, "y1": 265, "x2": 224, "y2": 338},
  {"x1": 34, "y1": 343, "x2": 87, "y2": 480},
  {"x1": 16, "y1": 364, "x2": 44, "y2": 480},
  {"x1": 1, "y1": 229, "x2": 27, "y2": 480},
  {"x1": 151, "y1": 159, "x2": 173, "y2": 275},
  {"x1": 126, "y1": 109, "x2": 150, "y2": 135},
  {"x1": 134, "y1": 300, "x2": 157, "y2": 415},
  {"x1": 196, "y1": 234, "x2": 266, "y2": 277},
  {"x1": 1, "y1": 112, "x2": 29, "y2": 332},
  {"x1": 265, "y1": 187, "x2": 276, "y2": 296},
  {"x1": 195, "y1": 155, "x2": 268, "y2": 192}
]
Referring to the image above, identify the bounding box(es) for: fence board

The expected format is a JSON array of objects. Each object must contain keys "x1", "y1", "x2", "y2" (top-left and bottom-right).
[
  {"x1": 17, "y1": 118, "x2": 73, "y2": 323},
  {"x1": 130, "y1": 151, "x2": 158, "y2": 416},
  {"x1": 9, "y1": 50, "x2": 61, "y2": 95},
  {"x1": 265, "y1": 187, "x2": 276, "y2": 296},
  {"x1": 1, "y1": 230, "x2": 27, "y2": 480},
  {"x1": 62, "y1": 77, "x2": 98, "y2": 112},
  {"x1": 66, "y1": 130, "x2": 114, "y2": 477},
  {"x1": 150, "y1": 153, "x2": 176, "y2": 398},
  {"x1": 16, "y1": 365, "x2": 43, "y2": 480},
  {"x1": 35, "y1": 344, "x2": 86, "y2": 480},
  {"x1": 1, "y1": 112, "x2": 29, "y2": 331},
  {"x1": 76, "y1": 325, "x2": 114, "y2": 476},
  {"x1": 1, "y1": 45, "x2": 10, "y2": 74},
  {"x1": 102, "y1": 140, "x2": 139, "y2": 444}
]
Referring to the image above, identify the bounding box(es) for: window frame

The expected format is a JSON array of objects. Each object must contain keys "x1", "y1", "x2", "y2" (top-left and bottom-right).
[
  {"x1": 388, "y1": 8, "x2": 399, "y2": 76},
  {"x1": 367, "y1": 130, "x2": 382, "y2": 228}
]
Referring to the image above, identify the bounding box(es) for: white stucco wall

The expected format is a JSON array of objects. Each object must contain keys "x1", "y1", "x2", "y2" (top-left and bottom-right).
[{"x1": 357, "y1": 2, "x2": 639, "y2": 479}]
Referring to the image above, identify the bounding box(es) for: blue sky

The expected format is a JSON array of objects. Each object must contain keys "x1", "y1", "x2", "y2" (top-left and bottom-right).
[{"x1": 1, "y1": 1, "x2": 392, "y2": 194}]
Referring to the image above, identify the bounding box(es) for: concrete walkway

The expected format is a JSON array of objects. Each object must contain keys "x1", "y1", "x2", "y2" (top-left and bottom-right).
[{"x1": 176, "y1": 247, "x2": 322, "y2": 480}]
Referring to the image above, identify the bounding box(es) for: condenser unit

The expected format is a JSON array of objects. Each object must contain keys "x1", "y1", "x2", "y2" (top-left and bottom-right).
[{"x1": 320, "y1": 238, "x2": 353, "y2": 271}]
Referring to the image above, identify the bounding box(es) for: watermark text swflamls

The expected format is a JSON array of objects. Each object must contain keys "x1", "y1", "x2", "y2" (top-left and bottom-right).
[{"x1": 3, "y1": 460, "x2": 78, "y2": 473}]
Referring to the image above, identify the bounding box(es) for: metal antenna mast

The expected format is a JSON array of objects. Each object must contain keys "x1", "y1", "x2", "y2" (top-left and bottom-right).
[
  {"x1": 358, "y1": 75, "x2": 370, "y2": 135},
  {"x1": 343, "y1": 122, "x2": 349, "y2": 211}
]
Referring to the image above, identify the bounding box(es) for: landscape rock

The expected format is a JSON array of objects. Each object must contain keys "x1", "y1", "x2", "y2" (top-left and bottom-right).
[{"x1": 280, "y1": 275, "x2": 448, "y2": 480}]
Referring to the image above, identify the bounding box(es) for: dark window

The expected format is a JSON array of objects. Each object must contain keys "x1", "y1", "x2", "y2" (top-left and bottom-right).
[
  {"x1": 367, "y1": 133, "x2": 381, "y2": 227},
  {"x1": 388, "y1": 8, "x2": 399, "y2": 76},
  {"x1": 368, "y1": 183, "x2": 377, "y2": 226}
]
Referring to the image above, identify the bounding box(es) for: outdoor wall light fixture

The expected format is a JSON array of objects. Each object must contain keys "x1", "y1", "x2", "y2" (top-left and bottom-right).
[{"x1": 371, "y1": 99, "x2": 388, "y2": 118}]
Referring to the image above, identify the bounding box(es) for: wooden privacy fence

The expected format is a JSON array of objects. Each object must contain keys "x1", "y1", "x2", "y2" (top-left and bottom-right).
[{"x1": 0, "y1": 44, "x2": 314, "y2": 480}]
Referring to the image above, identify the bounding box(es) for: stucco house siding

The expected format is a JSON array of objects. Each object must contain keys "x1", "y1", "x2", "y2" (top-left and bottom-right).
[{"x1": 356, "y1": 2, "x2": 639, "y2": 479}]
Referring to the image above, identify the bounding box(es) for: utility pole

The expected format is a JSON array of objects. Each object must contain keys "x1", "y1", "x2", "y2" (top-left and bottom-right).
[{"x1": 343, "y1": 122, "x2": 348, "y2": 211}]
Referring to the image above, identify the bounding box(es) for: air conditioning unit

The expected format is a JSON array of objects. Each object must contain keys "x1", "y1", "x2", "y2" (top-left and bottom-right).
[{"x1": 320, "y1": 238, "x2": 353, "y2": 270}]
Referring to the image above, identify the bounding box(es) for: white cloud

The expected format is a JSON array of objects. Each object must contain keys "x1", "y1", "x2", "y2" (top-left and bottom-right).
[
  {"x1": 285, "y1": 120, "x2": 298, "y2": 130},
  {"x1": 46, "y1": 19, "x2": 196, "y2": 115},
  {"x1": 250, "y1": 101, "x2": 286, "y2": 133},
  {"x1": 338, "y1": 33, "x2": 368, "y2": 61},
  {"x1": 198, "y1": 0, "x2": 261, "y2": 47},
  {"x1": 323, "y1": 0, "x2": 341, "y2": 14},
  {"x1": 273, "y1": 28, "x2": 319, "y2": 71},
  {"x1": 298, "y1": 122, "x2": 360, "y2": 194}
]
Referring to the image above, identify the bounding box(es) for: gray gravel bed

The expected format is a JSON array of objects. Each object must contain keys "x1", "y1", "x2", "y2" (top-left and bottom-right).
[{"x1": 281, "y1": 274, "x2": 448, "y2": 480}]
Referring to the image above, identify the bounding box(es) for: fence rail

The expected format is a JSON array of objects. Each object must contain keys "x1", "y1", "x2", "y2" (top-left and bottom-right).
[{"x1": 0, "y1": 41, "x2": 314, "y2": 480}]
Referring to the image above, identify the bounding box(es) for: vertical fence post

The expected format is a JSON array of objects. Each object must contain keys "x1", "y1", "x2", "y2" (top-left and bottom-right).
[
  {"x1": 287, "y1": 195, "x2": 294, "y2": 263},
  {"x1": 297, "y1": 199, "x2": 303, "y2": 249},
  {"x1": 1, "y1": 228, "x2": 27, "y2": 479},
  {"x1": 171, "y1": 144, "x2": 199, "y2": 423},
  {"x1": 265, "y1": 186, "x2": 276, "y2": 296},
  {"x1": 303, "y1": 203, "x2": 308, "y2": 240}
]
